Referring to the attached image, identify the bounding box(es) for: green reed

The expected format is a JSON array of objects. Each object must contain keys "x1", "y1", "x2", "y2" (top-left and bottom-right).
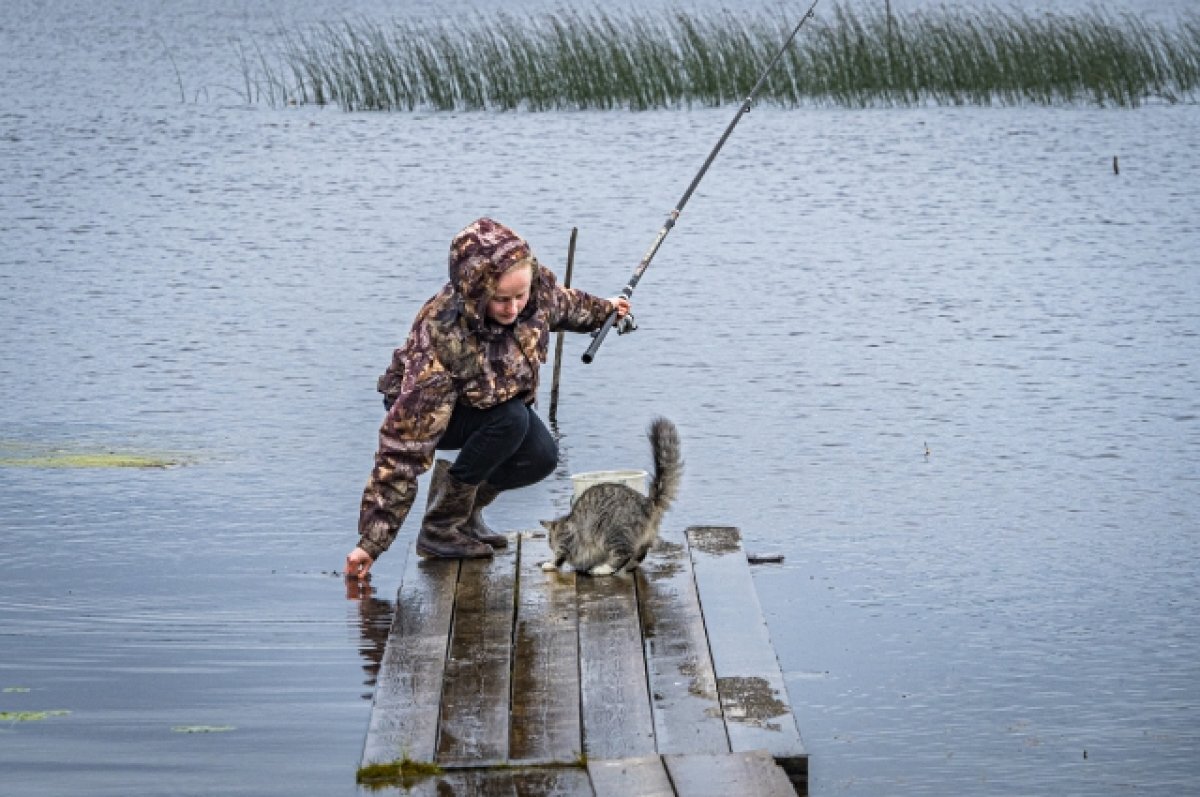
[{"x1": 244, "y1": 4, "x2": 1200, "y2": 110}]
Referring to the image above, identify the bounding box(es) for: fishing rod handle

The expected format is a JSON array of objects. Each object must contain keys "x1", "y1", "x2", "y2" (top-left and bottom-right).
[
  {"x1": 581, "y1": 310, "x2": 619, "y2": 364},
  {"x1": 580, "y1": 229, "x2": 664, "y2": 365}
]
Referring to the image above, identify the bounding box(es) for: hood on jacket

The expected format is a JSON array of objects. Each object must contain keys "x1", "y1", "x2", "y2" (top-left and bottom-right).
[{"x1": 448, "y1": 217, "x2": 534, "y2": 329}]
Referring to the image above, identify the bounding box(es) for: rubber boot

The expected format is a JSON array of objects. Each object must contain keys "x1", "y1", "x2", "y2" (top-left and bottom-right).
[
  {"x1": 460, "y1": 480, "x2": 508, "y2": 549},
  {"x1": 415, "y1": 460, "x2": 493, "y2": 559}
]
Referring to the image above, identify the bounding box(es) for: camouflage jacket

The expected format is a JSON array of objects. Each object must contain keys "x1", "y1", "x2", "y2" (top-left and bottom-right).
[{"x1": 356, "y1": 218, "x2": 614, "y2": 559}]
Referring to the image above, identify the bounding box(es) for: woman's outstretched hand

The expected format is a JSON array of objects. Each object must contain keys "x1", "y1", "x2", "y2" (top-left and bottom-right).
[{"x1": 345, "y1": 546, "x2": 374, "y2": 580}]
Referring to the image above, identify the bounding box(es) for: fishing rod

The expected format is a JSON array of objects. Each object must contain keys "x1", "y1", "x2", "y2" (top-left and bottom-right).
[{"x1": 582, "y1": 0, "x2": 821, "y2": 364}]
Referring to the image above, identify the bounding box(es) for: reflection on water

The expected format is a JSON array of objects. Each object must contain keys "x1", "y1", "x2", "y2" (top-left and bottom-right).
[
  {"x1": 345, "y1": 577, "x2": 395, "y2": 702},
  {"x1": 2, "y1": 0, "x2": 1199, "y2": 796}
]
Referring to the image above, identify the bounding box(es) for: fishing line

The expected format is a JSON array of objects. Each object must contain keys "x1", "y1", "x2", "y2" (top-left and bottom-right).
[{"x1": 582, "y1": 0, "x2": 822, "y2": 364}]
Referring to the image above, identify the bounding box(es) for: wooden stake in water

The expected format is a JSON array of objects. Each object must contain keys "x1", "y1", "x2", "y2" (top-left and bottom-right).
[{"x1": 548, "y1": 227, "x2": 578, "y2": 422}]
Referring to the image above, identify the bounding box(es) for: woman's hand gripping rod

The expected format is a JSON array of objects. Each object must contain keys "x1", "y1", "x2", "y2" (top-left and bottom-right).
[{"x1": 582, "y1": 0, "x2": 821, "y2": 364}]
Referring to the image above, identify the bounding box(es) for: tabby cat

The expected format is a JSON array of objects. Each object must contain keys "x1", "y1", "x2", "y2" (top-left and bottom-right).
[{"x1": 540, "y1": 417, "x2": 682, "y2": 575}]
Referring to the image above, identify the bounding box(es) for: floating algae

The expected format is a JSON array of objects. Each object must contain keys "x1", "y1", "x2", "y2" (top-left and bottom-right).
[
  {"x1": 356, "y1": 758, "x2": 444, "y2": 786},
  {"x1": 0, "y1": 440, "x2": 188, "y2": 469},
  {"x1": 1, "y1": 453, "x2": 181, "y2": 468},
  {"x1": 1, "y1": 710, "x2": 71, "y2": 722}
]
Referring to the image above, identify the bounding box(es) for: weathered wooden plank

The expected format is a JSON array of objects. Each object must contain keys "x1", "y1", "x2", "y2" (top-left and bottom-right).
[
  {"x1": 587, "y1": 756, "x2": 674, "y2": 797},
  {"x1": 577, "y1": 573, "x2": 657, "y2": 760},
  {"x1": 436, "y1": 543, "x2": 518, "y2": 766},
  {"x1": 635, "y1": 535, "x2": 728, "y2": 755},
  {"x1": 510, "y1": 532, "x2": 583, "y2": 764},
  {"x1": 362, "y1": 522, "x2": 808, "y2": 795},
  {"x1": 687, "y1": 526, "x2": 807, "y2": 785},
  {"x1": 395, "y1": 766, "x2": 595, "y2": 796},
  {"x1": 664, "y1": 750, "x2": 798, "y2": 796},
  {"x1": 361, "y1": 552, "x2": 460, "y2": 768}
]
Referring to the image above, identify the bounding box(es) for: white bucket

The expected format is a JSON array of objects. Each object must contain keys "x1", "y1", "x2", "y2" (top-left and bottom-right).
[{"x1": 570, "y1": 469, "x2": 648, "y2": 503}]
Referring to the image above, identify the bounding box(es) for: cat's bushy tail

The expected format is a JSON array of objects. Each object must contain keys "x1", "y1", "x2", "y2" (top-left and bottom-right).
[{"x1": 647, "y1": 417, "x2": 682, "y2": 517}]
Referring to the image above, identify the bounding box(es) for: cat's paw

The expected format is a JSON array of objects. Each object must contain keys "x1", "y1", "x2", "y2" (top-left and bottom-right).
[
  {"x1": 540, "y1": 561, "x2": 559, "y2": 572},
  {"x1": 589, "y1": 563, "x2": 616, "y2": 576}
]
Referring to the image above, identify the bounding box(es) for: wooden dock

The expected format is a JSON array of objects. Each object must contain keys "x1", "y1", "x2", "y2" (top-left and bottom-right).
[{"x1": 359, "y1": 525, "x2": 807, "y2": 795}]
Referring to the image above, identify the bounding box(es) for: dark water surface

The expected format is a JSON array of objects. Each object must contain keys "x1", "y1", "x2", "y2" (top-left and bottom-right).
[{"x1": 2, "y1": 1, "x2": 1198, "y2": 795}]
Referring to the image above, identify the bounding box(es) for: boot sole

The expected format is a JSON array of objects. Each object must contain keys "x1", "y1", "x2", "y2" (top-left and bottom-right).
[{"x1": 415, "y1": 544, "x2": 494, "y2": 559}]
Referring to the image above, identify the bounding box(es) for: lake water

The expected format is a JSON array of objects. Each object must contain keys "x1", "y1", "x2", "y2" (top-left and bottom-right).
[{"x1": 2, "y1": 1, "x2": 1198, "y2": 795}]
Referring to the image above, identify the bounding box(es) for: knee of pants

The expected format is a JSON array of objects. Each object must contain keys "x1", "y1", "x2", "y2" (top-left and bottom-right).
[
  {"x1": 524, "y1": 439, "x2": 559, "y2": 484},
  {"x1": 490, "y1": 429, "x2": 559, "y2": 491},
  {"x1": 483, "y1": 397, "x2": 531, "y2": 444}
]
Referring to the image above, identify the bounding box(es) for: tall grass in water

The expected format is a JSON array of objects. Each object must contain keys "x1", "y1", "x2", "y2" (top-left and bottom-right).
[{"x1": 246, "y1": 5, "x2": 1200, "y2": 110}]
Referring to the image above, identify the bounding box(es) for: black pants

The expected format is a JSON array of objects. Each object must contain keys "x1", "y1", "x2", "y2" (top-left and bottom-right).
[{"x1": 436, "y1": 396, "x2": 558, "y2": 491}]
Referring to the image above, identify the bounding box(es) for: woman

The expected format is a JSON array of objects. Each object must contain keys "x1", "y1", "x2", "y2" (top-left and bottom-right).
[{"x1": 346, "y1": 218, "x2": 630, "y2": 578}]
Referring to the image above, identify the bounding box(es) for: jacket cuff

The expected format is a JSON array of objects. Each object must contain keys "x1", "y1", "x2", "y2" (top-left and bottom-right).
[{"x1": 358, "y1": 537, "x2": 387, "y2": 560}]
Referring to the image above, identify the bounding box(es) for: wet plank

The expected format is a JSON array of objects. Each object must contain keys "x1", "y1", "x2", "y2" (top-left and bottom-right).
[
  {"x1": 509, "y1": 532, "x2": 582, "y2": 764},
  {"x1": 362, "y1": 525, "x2": 808, "y2": 795},
  {"x1": 664, "y1": 750, "x2": 798, "y2": 796},
  {"x1": 686, "y1": 526, "x2": 808, "y2": 784},
  {"x1": 635, "y1": 535, "x2": 728, "y2": 755},
  {"x1": 587, "y1": 755, "x2": 674, "y2": 797},
  {"x1": 577, "y1": 573, "x2": 657, "y2": 759},
  {"x1": 436, "y1": 544, "x2": 518, "y2": 766},
  {"x1": 361, "y1": 555, "x2": 460, "y2": 768}
]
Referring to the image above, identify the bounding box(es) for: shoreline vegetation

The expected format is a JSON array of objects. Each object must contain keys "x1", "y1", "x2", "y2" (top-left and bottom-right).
[{"x1": 240, "y1": 4, "x2": 1200, "y2": 110}]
